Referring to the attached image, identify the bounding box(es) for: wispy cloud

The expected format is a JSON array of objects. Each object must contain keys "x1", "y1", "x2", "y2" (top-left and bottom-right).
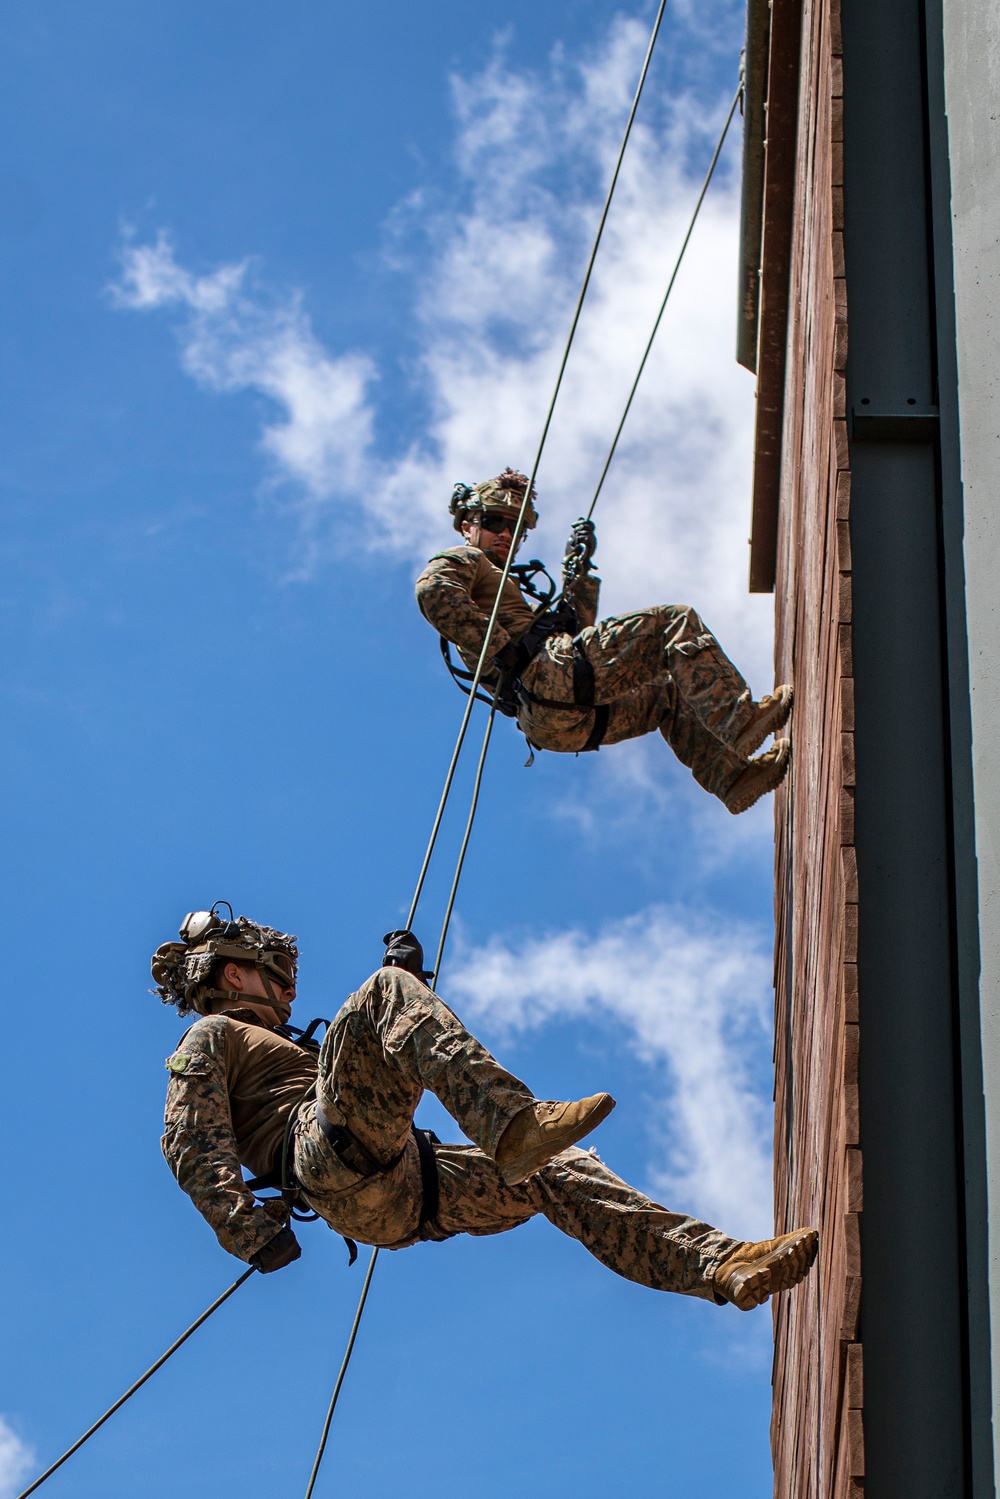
[
  {"x1": 0, "y1": 1417, "x2": 34, "y2": 1499},
  {"x1": 110, "y1": 16, "x2": 772, "y2": 686},
  {"x1": 447, "y1": 903, "x2": 773, "y2": 1241},
  {"x1": 110, "y1": 232, "x2": 375, "y2": 510}
]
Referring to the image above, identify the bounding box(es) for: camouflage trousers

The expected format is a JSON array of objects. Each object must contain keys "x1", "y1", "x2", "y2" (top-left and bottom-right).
[
  {"x1": 293, "y1": 967, "x2": 737, "y2": 1301},
  {"x1": 517, "y1": 604, "x2": 754, "y2": 799}
]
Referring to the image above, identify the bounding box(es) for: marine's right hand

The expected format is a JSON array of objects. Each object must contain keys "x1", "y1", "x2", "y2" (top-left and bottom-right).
[{"x1": 250, "y1": 1225, "x2": 301, "y2": 1273}]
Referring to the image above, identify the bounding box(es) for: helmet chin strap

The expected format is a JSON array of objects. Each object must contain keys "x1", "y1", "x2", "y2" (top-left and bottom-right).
[
  {"x1": 254, "y1": 959, "x2": 284, "y2": 1011},
  {"x1": 201, "y1": 959, "x2": 288, "y2": 1018}
]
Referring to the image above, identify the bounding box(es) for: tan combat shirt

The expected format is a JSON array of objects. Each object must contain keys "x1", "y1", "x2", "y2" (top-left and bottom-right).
[
  {"x1": 415, "y1": 544, "x2": 600, "y2": 674},
  {"x1": 161, "y1": 1009, "x2": 316, "y2": 1261}
]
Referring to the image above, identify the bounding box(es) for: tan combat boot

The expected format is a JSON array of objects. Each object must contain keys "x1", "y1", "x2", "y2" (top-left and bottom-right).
[
  {"x1": 724, "y1": 738, "x2": 791, "y2": 814},
  {"x1": 735, "y1": 685, "x2": 794, "y2": 758},
  {"x1": 495, "y1": 1094, "x2": 616, "y2": 1186},
  {"x1": 713, "y1": 1227, "x2": 818, "y2": 1310}
]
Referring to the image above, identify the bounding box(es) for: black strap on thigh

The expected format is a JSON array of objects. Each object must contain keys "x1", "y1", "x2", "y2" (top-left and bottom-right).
[
  {"x1": 572, "y1": 637, "x2": 609, "y2": 751},
  {"x1": 581, "y1": 704, "x2": 610, "y2": 751},
  {"x1": 315, "y1": 1103, "x2": 407, "y2": 1177},
  {"x1": 515, "y1": 637, "x2": 609, "y2": 751},
  {"x1": 414, "y1": 1128, "x2": 456, "y2": 1241},
  {"x1": 571, "y1": 636, "x2": 595, "y2": 706},
  {"x1": 413, "y1": 1129, "x2": 440, "y2": 1224}
]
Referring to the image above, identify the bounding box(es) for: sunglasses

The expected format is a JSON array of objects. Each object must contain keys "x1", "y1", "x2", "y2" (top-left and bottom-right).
[
  {"x1": 259, "y1": 951, "x2": 296, "y2": 986},
  {"x1": 478, "y1": 511, "x2": 517, "y2": 535}
]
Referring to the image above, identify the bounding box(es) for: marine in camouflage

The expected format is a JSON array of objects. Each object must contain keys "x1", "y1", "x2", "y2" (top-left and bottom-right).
[
  {"x1": 416, "y1": 478, "x2": 762, "y2": 803},
  {"x1": 163, "y1": 965, "x2": 739, "y2": 1299}
]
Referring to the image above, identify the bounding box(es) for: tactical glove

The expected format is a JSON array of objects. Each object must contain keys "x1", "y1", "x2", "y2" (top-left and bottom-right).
[
  {"x1": 382, "y1": 929, "x2": 434, "y2": 980},
  {"x1": 563, "y1": 518, "x2": 597, "y2": 580},
  {"x1": 250, "y1": 1225, "x2": 301, "y2": 1274}
]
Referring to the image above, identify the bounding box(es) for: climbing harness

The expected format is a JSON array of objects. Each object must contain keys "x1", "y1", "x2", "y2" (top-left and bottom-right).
[{"x1": 438, "y1": 558, "x2": 558, "y2": 715}]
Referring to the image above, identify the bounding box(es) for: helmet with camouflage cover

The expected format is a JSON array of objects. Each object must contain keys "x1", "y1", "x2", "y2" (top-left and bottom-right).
[
  {"x1": 151, "y1": 904, "x2": 298, "y2": 1017},
  {"x1": 449, "y1": 466, "x2": 538, "y2": 533}
]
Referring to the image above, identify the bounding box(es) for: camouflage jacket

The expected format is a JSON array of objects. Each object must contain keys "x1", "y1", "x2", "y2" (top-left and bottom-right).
[
  {"x1": 161, "y1": 1009, "x2": 316, "y2": 1261},
  {"x1": 415, "y1": 544, "x2": 601, "y2": 674}
]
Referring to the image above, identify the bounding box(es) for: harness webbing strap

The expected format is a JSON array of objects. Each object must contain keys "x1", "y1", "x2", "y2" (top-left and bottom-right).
[
  {"x1": 414, "y1": 1127, "x2": 455, "y2": 1239},
  {"x1": 582, "y1": 705, "x2": 610, "y2": 752},
  {"x1": 314, "y1": 1104, "x2": 407, "y2": 1178},
  {"x1": 572, "y1": 637, "x2": 596, "y2": 707},
  {"x1": 313, "y1": 1109, "x2": 452, "y2": 1242}
]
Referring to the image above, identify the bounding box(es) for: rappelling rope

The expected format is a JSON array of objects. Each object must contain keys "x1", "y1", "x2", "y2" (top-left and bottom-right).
[
  {"x1": 300, "y1": 16, "x2": 676, "y2": 1494},
  {"x1": 424, "y1": 79, "x2": 743, "y2": 988},
  {"x1": 585, "y1": 83, "x2": 743, "y2": 522},
  {"x1": 403, "y1": 0, "x2": 671, "y2": 937},
  {"x1": 302, "y1": 1246, "x2": 379, "y2": 1499},
  {"x1": 14, "y1": 63, "x2": 743, "y2": 1499},
  {"x1": 14, "y1": 1268, "x2": 256, "y2": 1499},
  {"x1": 428, "y1": 702, "x2": 498, "y2": 987}
]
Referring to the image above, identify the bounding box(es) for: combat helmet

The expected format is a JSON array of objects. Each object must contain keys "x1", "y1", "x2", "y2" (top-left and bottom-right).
[
  {"x1": 151, "y1": 903, "x2": 298, "y2": 1017},
  {"x1": 449, "y1": 466, "x2": 539, "y2": 533}
]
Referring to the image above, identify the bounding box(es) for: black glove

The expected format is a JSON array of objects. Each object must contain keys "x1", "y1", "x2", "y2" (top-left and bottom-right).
[
  {"x1": 563, "y1": 518, "x2": 597, "y2": 579},
  {"x1": 250, "y1": 1225, "x2": 301, "y2": 1274},
  {"x1": 493, "y1": 639, "x2": 530, "y2": 679},
  {"x1": 382, "y1": 930, "x2": 434, "y2": 981}
]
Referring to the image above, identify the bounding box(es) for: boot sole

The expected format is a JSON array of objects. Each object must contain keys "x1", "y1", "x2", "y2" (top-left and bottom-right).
[
  {"x1": 498, "y1": 1093, "x2": 616, "y2": 1186},
  {"x1": 725, "y1": 740, "x2": 791, "y2": 815},
  {"x1": 727, "y1": 1228, "x2": 819, "y2": 1311},
  {"x1": 735, "y1": 686, "x2": 794, "y2": 758}
]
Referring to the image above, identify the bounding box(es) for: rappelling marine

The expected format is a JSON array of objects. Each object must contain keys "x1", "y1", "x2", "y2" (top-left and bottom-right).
[
  {"x1": 152, "y1": 907, "x2": 818, "y2": 1309},
  {"x1": 415, "y1": 468, "x2": 793, "y2": 812}
]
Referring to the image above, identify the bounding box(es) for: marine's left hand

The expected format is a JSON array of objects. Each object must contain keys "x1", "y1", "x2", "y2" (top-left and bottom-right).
[{"x1": 564, "y1": 518, "x2": 597, "y2": 574}]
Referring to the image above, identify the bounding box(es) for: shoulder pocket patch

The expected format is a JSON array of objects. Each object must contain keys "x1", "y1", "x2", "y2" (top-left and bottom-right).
[{"x1": 166, "y1": 1052, "x2": 192, "y2": 1074}]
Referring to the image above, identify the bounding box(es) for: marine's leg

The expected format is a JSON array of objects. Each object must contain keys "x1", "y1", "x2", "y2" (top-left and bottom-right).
[
  {"x1": 517, "y1": 612, "x2": 681, "y2": 752},
  {"x1": 314, "y1": 967, "x2": 536, "y2": 1165},
  {"x1": 518, "y1": 607, "x2": 755, "y2": 754},
  {"x1": 393, "y1": 1141, "x2": 723, "y2": 1272},
  {"x1": 660, "y1": 605, "x2": 755, "y2": 745},
  {"x1": 660, "y1": 689, "x2": 752, "y2": 801},
  {"x1": 430, "y1": 1144, "x2": 538, "y2": 1238},
  {"x1": 552, "y1": 673, "x2": 748, "y2": 802},
  {"x1": 528, "y1": 1146, "x2": 740, "y2": 1300},
  {"x1": 524, "y1": 608, "x2": 676, "y2": 706}
]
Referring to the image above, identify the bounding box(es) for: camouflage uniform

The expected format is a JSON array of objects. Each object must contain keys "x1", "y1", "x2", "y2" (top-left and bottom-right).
[
  {"x1": 415, "y1": 547, "x2": 754, "y2": 800},
  {"x1": 163, "y1": 968, "x2": 737, "y2": 1300}
]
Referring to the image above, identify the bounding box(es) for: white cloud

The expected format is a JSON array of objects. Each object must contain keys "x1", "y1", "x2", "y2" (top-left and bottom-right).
[
  {"x1": 110, "y1": 230, "x2": 375, "y2": 515},
  {"x1": 111, "y1": 16, "x2": 773, "y2": 687},
  {"x1": 447, "y1": 903, "x2": 773, "y2": 1241},
  {"x1": 0, "y1": 1417, "x2": 34, "y2": 1499}
]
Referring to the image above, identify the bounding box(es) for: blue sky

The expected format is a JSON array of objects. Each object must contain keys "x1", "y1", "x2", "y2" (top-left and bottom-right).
[{"x1": 0, "y1": 3, "x2": 782, "y2": 1495}]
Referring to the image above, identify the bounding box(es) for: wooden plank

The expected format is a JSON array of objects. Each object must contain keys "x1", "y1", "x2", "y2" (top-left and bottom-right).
[
  {"x1": 748, "y1": 0, "x2": 805, "y2": 591},
  {"x1": 769, "y1": 0, "x2": 863, "y2": 1491}
]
